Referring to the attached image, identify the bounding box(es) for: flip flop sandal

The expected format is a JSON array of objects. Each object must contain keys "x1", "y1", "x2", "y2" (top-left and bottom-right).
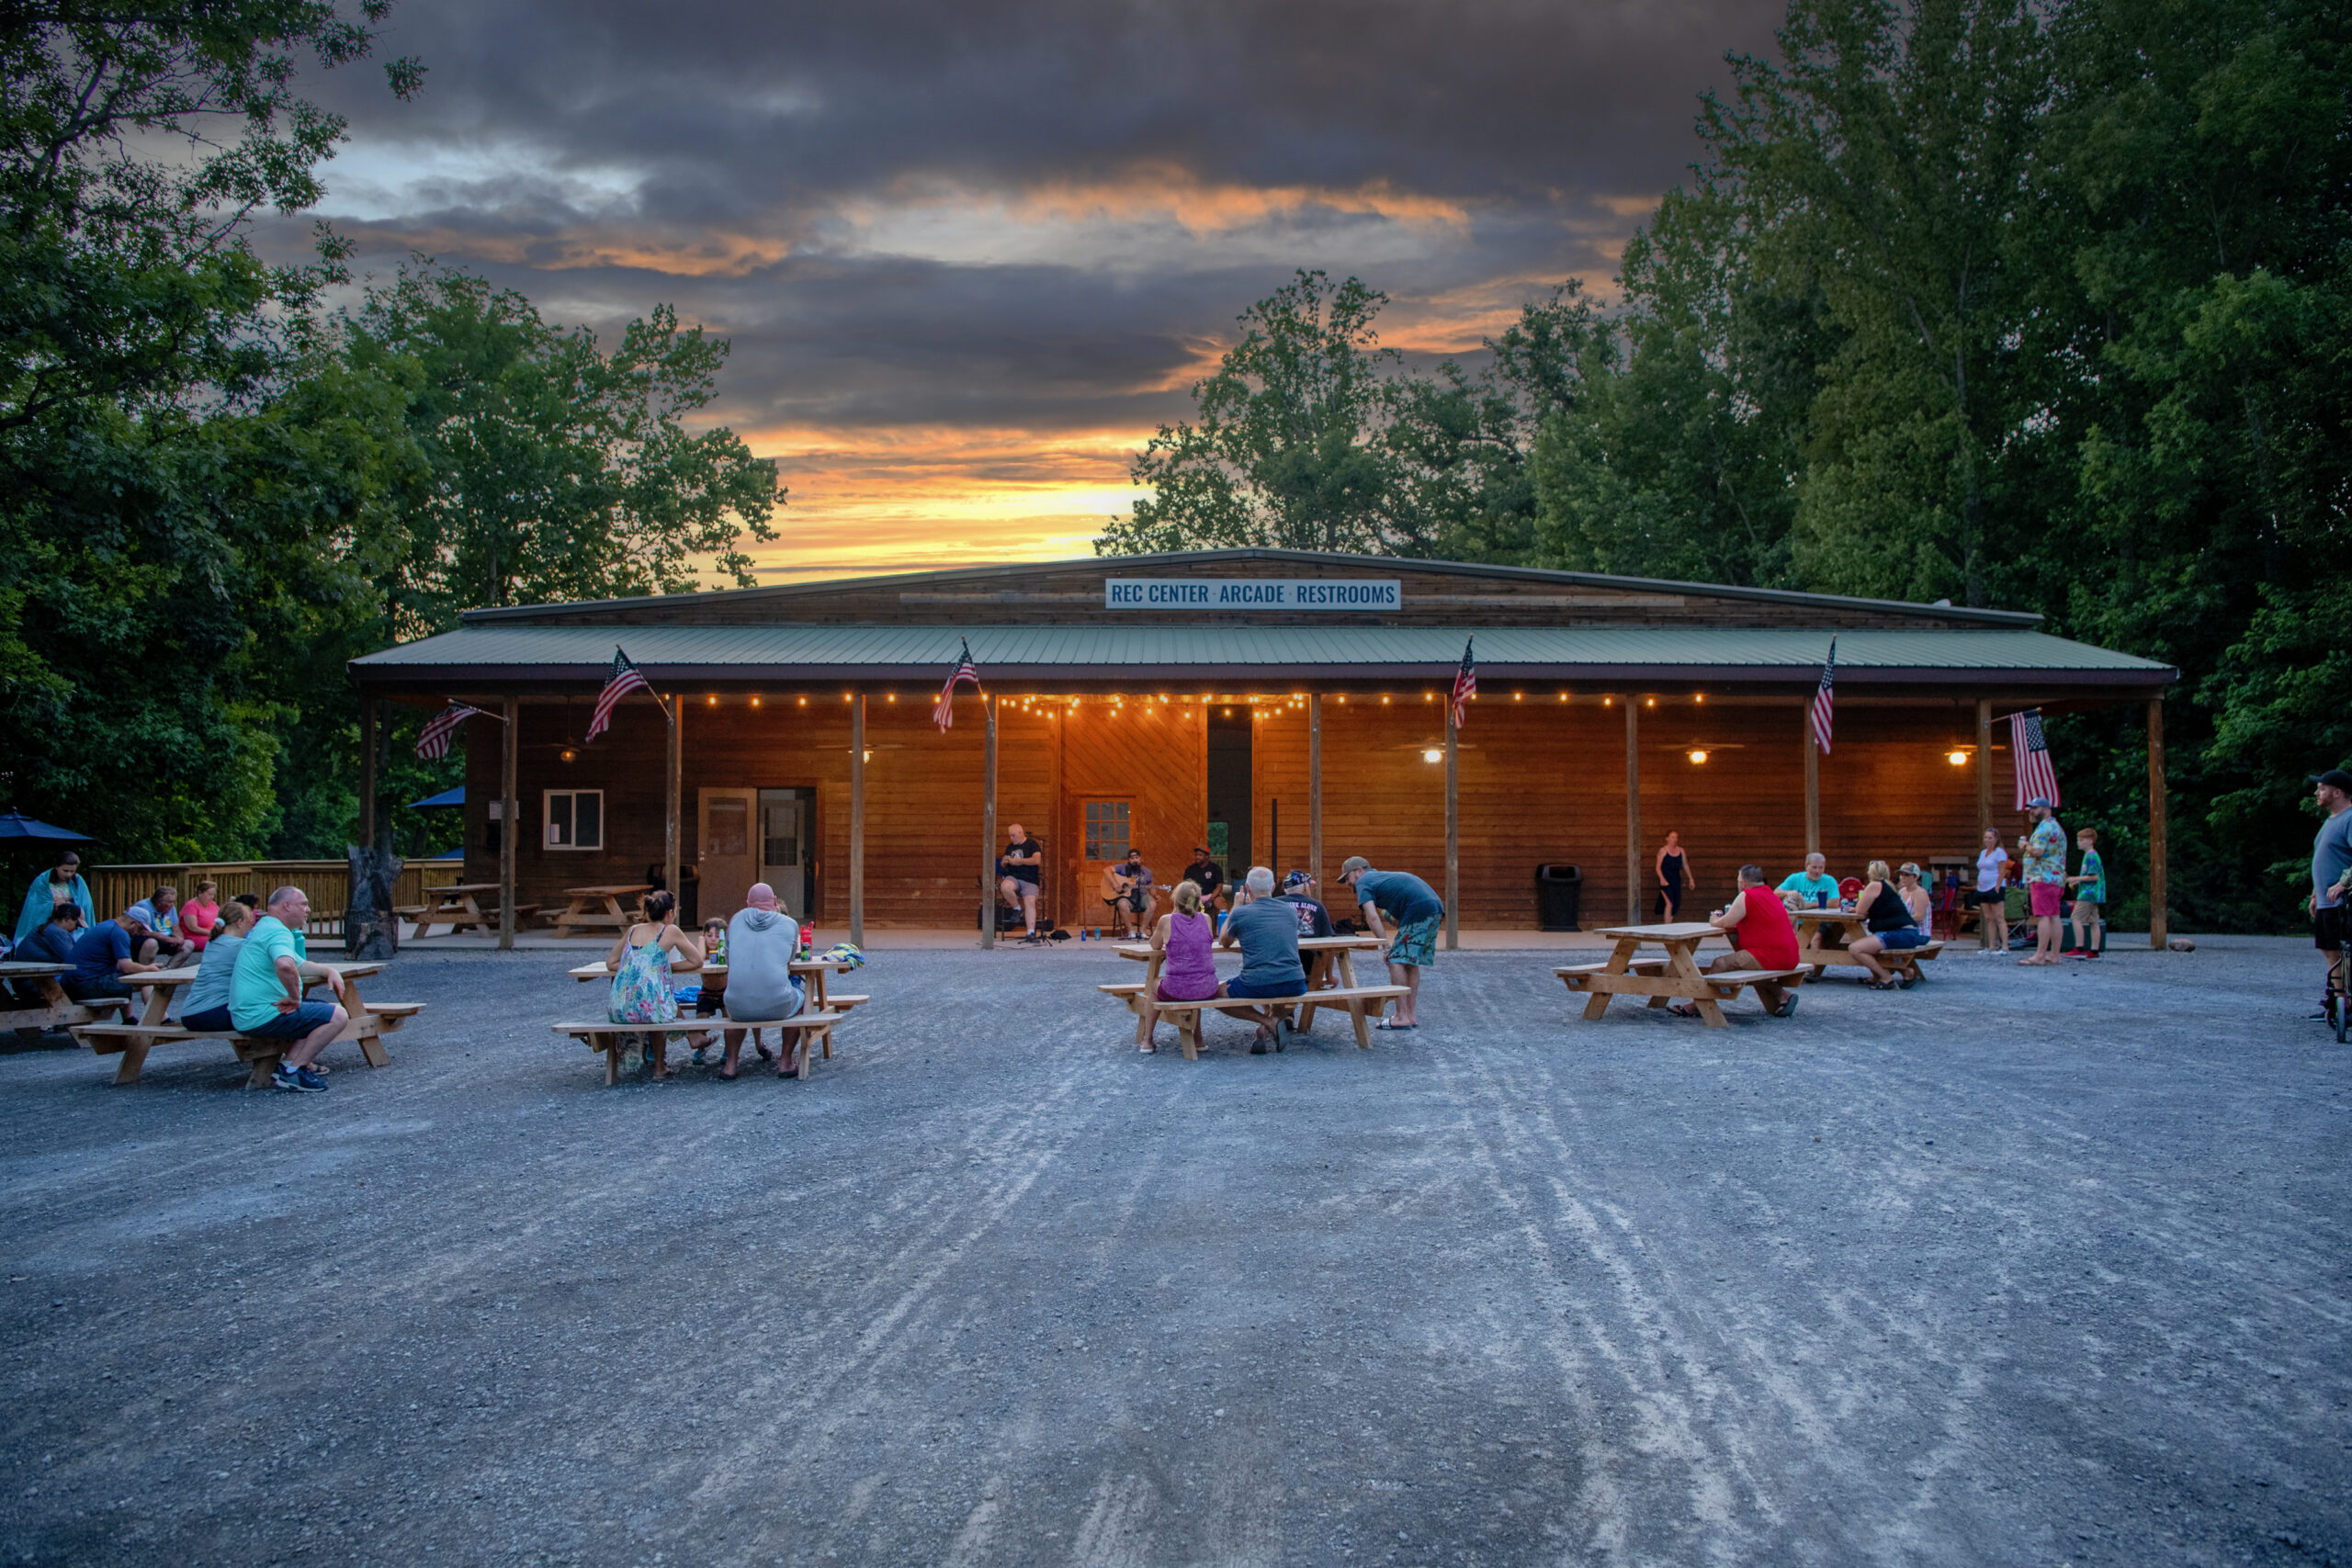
[{"x1": 1374, "y1": 1019, "x2": 1416, "y2": 1030}]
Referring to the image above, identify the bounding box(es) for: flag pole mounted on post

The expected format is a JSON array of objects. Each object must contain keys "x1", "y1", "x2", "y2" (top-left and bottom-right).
[
  {"x1": 934, "y1": 637, "x2": 982, "y2": 731},
  {"x1": 1444, "y1": 637, "x2": 1472, "y2": 951},
  {"x1": 2009, "y1": 708, "x2": 2062, "y2": 809},
  {"x1": 413, "y1": 699, "x2": 505, "y2": 761},
  {"x1": 1805, "y1": 637, "x2": 1834, "y2": 856},
  {"x1": 587, "y1": 646, "x2": 669, "y2": 740}
]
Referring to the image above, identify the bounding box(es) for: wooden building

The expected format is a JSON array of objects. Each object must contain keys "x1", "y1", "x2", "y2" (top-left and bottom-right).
[{"x1": 350, "y1": 549, "x2": 2177, "y2": 945}]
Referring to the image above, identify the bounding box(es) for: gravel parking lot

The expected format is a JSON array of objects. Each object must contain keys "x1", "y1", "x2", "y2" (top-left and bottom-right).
[{"x1": 1, "y1": 937, "x2": 2346, "y2": 1567}]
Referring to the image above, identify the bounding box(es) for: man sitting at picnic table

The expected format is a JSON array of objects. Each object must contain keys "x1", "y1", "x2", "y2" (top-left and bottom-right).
[
  {"x1": 8, "y1": 903, "x2": 84, "y2": 1006},
  {"x1": 1274, "y1": 870, "x2": 1336, "y2": 939},
  {"x1": 123, "y1": 885, "x2": 195, "y2": 968},
  {"x1": 1215, "y1": 866, "x2": 1310, "y2": 1054},
  {"x1": 719, "y1": 882, "x2": 807, "y2": 1078},
  {"x1": 1671, "y1": 864, "x2": 1803, "y2": 1020},
  {"x1": 1776, "y1": 853, "x2": 1840, "y2": 910},
  {"x1": 64, "y1": 906, "x2": 158, "y2": 1003},
  {"x1": 1338, "y1": 855, "x2": 1442, "y2": 1030},
  {"x1": 230, "y1": 886, "x2": 350, "y2": 1095}
]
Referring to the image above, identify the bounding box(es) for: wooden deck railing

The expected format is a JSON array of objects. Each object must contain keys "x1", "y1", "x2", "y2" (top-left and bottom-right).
[{"x1": 79, "y1": 861, "x2": 438, "y2": 931}]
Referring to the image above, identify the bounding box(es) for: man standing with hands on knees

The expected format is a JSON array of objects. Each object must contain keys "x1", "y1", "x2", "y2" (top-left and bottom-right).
[
  {"x1": 232, "y1": 886, "x2": 348, "y2": 1094},
  {"x1": 1338, "y1": 855, "x2": 1442, "y2": 1030}
]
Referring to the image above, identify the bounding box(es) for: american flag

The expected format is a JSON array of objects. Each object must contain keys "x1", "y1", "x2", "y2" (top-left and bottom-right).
[
  {"x1": 2009, "y1": 708, "x2": 2062, "y2": 809},
  {"x1": 412, "y1": 700, "x2": 502, "y2": 761},
  {"x1": 933, "y1": 637, "x2": 982, "y2": 731},
  {"x1": 585, "y1": 646, "x2": 661, "y2": 742},
  {"x1": 1809, "y1": 637, "x2": 1837, "y2": 753},
  {"x1": 1449, "y1": 637, "x2": 1476, "y2": 729}
]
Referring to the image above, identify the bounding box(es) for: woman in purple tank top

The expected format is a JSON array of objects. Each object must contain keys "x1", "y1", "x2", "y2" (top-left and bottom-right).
[{"x1": 1151, "y1": 879, "x2": 1220, "y2": 1037}]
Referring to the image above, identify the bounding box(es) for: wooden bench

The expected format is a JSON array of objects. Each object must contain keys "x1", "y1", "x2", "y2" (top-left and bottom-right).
[
  {"x1": 5, "y1": 992, "x2": 128, "y2": 1037},
  {"x1": 1805, "y1": 940, "x2": 1945, "y2": 984},
  {"x1": 73, "y1": 1022, "x2": 309, "y2": 1087},
  {"x1": 1102, "y1": 984, "x2": 1410, "y2": 1060},
  {"x1": 1556, "y1": 964, "x2": 1807, "y2": 1018},
  {"x1": 551, "y1": 1014, "x2": 842, "y2": 1085}
]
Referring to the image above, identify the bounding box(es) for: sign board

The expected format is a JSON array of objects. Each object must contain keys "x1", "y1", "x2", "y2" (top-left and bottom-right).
[{"x1": 1103, "y1": 578, "x2": 1401, "y2": 610}]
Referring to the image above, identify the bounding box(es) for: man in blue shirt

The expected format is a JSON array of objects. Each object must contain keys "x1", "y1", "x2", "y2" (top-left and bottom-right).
[
  {"x1": 1775, "y1": 853, "x2": 1839, "y2": 909},
  {"x1": 1339, "y1": 855, "x2": 1443, "y2": 1029},
  {"x1": 1216, "y1": 867, "x2": 1309, "y2": 1053},
  {"x1": 231, "y1": 886, "x2": 348, "y2": 1093},
  {"x1": 65, "y1": 908, "x2": 157, "y2": 1002},
  {"x1": 2311, "y1": 769, "x2": 2352, "y2": 1016}
]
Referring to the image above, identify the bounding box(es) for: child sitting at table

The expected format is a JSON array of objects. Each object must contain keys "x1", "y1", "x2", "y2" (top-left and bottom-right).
[{"x1": 684, "y1": 917, "x2": 728, "y2": 1063}]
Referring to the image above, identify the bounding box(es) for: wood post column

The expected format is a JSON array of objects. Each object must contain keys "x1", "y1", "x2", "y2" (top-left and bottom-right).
[
  {"x1": 499, "y1": 694, "x2": 518, "y2": 952},
  {"x1": 850, "y1": 691, "x2": 866, "y2": 947},
  {"x1": 1443, "y1": 714, "x2": 1459, "y2": 951},
  {"x1": 2148, "y1": 697, "x2": 2167, "y2": 950},
  {"x1": 980, "y1": 694, "x2": 998, "y2": 950},
  {"x1": 664, "y1": 696, "x2": 681, "y2": 919},
  {"x1": 1308, "y1": 694, "x2": 1323, "y2": 894},
  {"x1": 1803, "y1": 701, "x2": 1821, "y2": 857},
  {"x1": 1623, "y1": 697, "x2": 1641, "y2": 924},
  {"x1": 357, "y1": 697, "x2": 379, "y2": 852},
  {"x1": 1976, "y1": 698, "x2": 1995, "y2": 834}
]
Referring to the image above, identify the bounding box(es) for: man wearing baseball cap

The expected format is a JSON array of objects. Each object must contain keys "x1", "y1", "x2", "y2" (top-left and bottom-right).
[
  {"x1": 1182, "y1": 845, "x2": 1227, "y2": 911},
  {"x1": 2019, "y1": 798, "x2": 2068, "y2": 966},
  {"x1": 1273, "y1": 870, "x2": 1335, "y2": 940},
  {"x1": 2310, "y1": 769, "x2": 2352, "y2": 1016}
]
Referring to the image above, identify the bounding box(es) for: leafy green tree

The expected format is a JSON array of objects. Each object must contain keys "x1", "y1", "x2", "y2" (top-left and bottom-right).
[{"x1": 346, "y1": 265, "x2": 782, "y2": 631}]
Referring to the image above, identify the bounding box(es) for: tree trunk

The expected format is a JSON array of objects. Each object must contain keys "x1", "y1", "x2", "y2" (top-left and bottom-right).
[{"x1": 345, "y1": 846, "x2": 403, "y2": 960}]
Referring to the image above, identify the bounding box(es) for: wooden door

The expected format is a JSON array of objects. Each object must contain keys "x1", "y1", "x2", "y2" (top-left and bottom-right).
[{"x1": 698, "y1": 788, "x2": 756, "y2": 917}]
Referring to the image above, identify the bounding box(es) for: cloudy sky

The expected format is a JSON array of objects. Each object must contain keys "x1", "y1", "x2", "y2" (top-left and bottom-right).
[{"x1": 298, "y1": 0, "x2": 1784, "y2": 581}]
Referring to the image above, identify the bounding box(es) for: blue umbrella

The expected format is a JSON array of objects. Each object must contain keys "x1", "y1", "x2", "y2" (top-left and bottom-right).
[
  {"x1": 408, "y1": 785, "x2": 464, "y2": 810},
  {"x1": 0, "y1": 809, "x2": 98, "y2": 844}
]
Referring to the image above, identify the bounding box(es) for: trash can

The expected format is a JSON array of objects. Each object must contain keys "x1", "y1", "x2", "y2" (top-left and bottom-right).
[{"x1": 1536, "y1": 863, "x2": 1584, "y2": 931}]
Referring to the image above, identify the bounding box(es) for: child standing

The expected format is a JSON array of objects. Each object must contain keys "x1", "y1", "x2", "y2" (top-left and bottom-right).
[{"x1": 2066, "y1": 828, "x2": 2107, "y2": 957}]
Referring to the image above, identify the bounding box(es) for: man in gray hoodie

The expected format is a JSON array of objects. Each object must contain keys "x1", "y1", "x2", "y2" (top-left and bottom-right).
[{"x1": 720, "y1": 883, "x2": 807, "y2": 1077}]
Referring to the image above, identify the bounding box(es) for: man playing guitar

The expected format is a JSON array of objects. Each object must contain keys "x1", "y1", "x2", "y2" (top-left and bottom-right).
[{"x1": 1098, "y1": 848, "x2": 1156, "y2": 938}]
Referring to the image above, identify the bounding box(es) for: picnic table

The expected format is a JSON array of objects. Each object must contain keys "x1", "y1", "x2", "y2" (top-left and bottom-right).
[
  {"x1": 549, "y1": 885, "x2": 654, "y2": 940},
  {"x1": 1108, "y1": 933, "x2": 1389, "y2": 1049},
  {"x1": 410, "y1": 883, "x2": 528, "y2": 940},
  {"x1": 1553, "y1": 922, "x2": 1805, "y2": 1029},
  {"x1": 80, "y1": 961, "x2": 421, "y2": 1085},
  {"x1": 567, "y1": 956, "x2": 865, "y2": 1015},
  {"x1": 0, "y1": 960, "x2": 127, "y2": 1035},
  {"x1": 1792, "y1": 908, "x2": 1946, "y2": 983}
]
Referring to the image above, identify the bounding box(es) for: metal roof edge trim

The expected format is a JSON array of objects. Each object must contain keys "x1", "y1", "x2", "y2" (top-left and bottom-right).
[
  {"x1": 450, "y1": 548, "x2": 2044, "y2": 629},
  {"x1": 354, "y1": 660, "x2": 2177, "y2": 688}
]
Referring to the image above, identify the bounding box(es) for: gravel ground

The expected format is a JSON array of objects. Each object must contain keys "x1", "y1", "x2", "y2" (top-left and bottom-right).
[{"x1": 0, "y1": 937, "x2": 2346, "y2": 1568}]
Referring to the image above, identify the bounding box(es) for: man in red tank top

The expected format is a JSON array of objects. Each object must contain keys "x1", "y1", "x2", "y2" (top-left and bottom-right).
[{"x1": 1673, "y1": 863, "x2": 1803, "y2": 1019}]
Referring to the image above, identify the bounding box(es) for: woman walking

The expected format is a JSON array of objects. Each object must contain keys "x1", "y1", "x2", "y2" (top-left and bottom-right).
[
  {"x1": 605, "y1": 890, "x2": 703, "y2": 1079},
  {"x1": 1655, "y1": 832, "x2": 1695, "y2": 920}
]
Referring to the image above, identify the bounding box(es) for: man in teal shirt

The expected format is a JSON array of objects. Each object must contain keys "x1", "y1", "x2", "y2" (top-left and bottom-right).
[
  {"x1": 232, "y1": 886, "x2": 347, "y2": 1093},
  {"x1": 1776, "y1": 852, "x2": 1839, "y2": 909}
]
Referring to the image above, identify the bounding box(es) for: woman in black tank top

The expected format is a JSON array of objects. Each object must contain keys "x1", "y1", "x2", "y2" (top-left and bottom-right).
[{"x1": 1849, "y1": 859, "x2": 1927, "y2": 988}]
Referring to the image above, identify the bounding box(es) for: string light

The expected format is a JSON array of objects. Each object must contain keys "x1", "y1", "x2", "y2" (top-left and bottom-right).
[{"x1": 797, "y1": 695, "x2": 807, "y2": 706}]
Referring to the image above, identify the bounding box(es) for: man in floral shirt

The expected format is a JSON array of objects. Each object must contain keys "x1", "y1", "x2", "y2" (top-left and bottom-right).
[{"x1": 2019, "y1": 799, "x2": 2068, "y2": 966}]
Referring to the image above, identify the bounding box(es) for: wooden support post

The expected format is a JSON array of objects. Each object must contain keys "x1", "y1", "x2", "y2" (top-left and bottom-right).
[
  {"x1": 357, "y1": 697, "x2": 378, "y2": 852},
  {"x1": 1443, "y1": 715, "x2": 1459, "y2": 951},
  {"x1": 1976, "y1": 698, "x2": 1996, "y2": 835},
  {"x1": 1308, "y1": 694, "x2": 1323, "y2": 893},
  {"x1": 1803, "y1": 701, "x2": 1821, "y2": 857},
  {"x1": 850, "y1": 690, "x2": 866, "y2": 947},
  {"x1": 1624, "y1": 697, "x2": 1641, "y2": 924},
  {"x1": 664, "y1": 695, "x2": 681, "y2": 920},
  {"x1": 499, "y1": 694, "x2": 518, "y2": 952},
  {"x1": 980, "y1": 694, "x2": 998, "y2": 950},
  {"x1": 2147, "y1": 697, "x2": 2167, "y2": 950}
]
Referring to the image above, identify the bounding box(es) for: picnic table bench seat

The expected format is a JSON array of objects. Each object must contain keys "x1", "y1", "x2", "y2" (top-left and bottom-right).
[
  {"x1": 1127, "y1": 984, "x2": 1410, "y2": 1060},
  {"x1": 551, "y1": 1013, "x2": 843, "y2": 1085},
  {"x1": 6, "y1": 993, "x2": 128, "y2": 1036},
  {"x1": 69, "y1": 1020, "x2": 383, "y2": 1088}
]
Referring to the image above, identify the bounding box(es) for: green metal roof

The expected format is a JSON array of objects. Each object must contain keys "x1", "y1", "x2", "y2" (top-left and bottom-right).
[{"x1": 354, "y1": 624, "x2": 2172, "y2": 688}]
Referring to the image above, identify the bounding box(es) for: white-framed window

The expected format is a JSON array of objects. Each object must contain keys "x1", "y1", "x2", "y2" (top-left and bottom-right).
[{"x1": 544, "y1": 789, "x2": 604, "y2": 851}]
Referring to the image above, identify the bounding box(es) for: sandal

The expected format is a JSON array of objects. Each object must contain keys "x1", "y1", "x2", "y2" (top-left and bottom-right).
[
  {"x1": 1374, "y1": 1019, "x2": 1416, "y2": 1030},
  {"x1": 1668, "y1": 1002, "x2": 1702, "y2": 1019}
]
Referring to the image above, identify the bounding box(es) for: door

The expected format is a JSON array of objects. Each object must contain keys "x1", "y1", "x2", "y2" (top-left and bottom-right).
[
  {"x1": 698, "y1": 788, "x2": 756, "y2": 917},
  {"x1": 758, "y1": 787, "x2": 813, "y2": 920},
  {"x1": 1206, "y1": 705, "x2": 1252, "y2": 873},
  {"x1": 1079, "y1": 797, "x2": 1133, "y2": 923}
]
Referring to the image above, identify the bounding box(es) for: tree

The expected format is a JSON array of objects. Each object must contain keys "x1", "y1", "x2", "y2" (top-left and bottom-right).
[{"x1": 347, "y1": 264, "x2": 782, "y2": 635}]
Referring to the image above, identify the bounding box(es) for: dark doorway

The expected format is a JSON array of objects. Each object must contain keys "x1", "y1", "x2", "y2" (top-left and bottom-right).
[{"x1": 1206, "y1": 705, "x2": 1251, "y2": 873}]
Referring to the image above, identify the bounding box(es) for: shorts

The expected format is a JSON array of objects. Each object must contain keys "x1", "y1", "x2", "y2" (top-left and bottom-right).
[
  {"x1": 2316, "y1": 904, "x2": 2346, "y2": 953},
  {"x1": 238, "y1": 1000, "x2": 338, "y2": 1039},
  {"x1": 1387, "y1": 914, "x2": 1440, "y2": 968},
  {"x1": 62, "y1": 975, "x2": 132, "y2": 1002},
  {"x1": 180, "y1": 1003, "x2": 235, "y2": 1032},
  {"x1": 1879, "y1": 928, "x2": 1928, "y2": 951},
  {"x1": 1962, "y1": 888, "x2": 2003, "y2": 908},
  {"x1": 2072, "y1": 897, "x2": 2103, "y2": 916},
  {"x1": 2028, "y1": 881, "x2": 2064, "y2": 919},
  {"x1": 1103, "y1": 890, "x2": 1148, "y2": 916},
  {"x1": 1001, "y1": 875, "x2": 1039, "y2": 899},
  {"x1": 1227, "y1": 976, "x2": 1307, "y2": 1000}
]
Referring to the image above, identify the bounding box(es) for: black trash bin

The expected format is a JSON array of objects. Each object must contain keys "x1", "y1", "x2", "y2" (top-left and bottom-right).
[{"x1": 1536, "y1": 863, "x2": 1583, "y2": 931}]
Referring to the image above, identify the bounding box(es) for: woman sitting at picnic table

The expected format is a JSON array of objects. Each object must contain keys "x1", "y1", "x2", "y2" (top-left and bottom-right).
[
  {"x1": 1144, "y1": 881, "x2": 1219, "y2": 1051},
  {"x1": 1848, "y1": 861, "x2": 1931, "y2": 989},
  {"x1": 605, "y1": 889, "x2": 703, "y2": 1079},
  {"x1": 175, "y1": 894, "x2": 260, "y2": 1032}
]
